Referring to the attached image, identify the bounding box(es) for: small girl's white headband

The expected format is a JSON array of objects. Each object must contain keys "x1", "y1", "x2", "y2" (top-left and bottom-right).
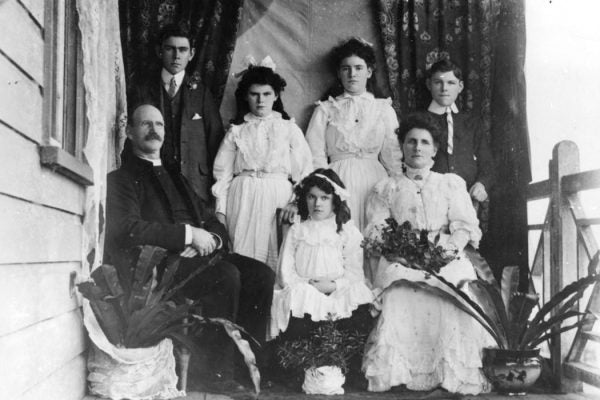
[
  {"x1": 313, "y1": 173, "x2": 350, "y2": 201},
  {"x1": 232, "y1": 55, "x2": 276, "y2": 78}
]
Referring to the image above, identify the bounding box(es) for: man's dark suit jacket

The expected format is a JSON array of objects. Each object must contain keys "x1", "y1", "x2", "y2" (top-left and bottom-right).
[
  {"x1": 128, "y1": 71, "x2": 224, "y2": 202},
  {"x1": 105, "y1": 154, "x2": 228, "y2": 258},
  {"x1": 429, "y1": 111, "x2": 495, "y2": 192}
]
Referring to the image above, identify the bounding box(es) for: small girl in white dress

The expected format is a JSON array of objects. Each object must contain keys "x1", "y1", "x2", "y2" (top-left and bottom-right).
[
  {"x1": 268, "y1": 169, "x2": 374, "y2": 342},
  {"x1": 212, "y1": 59, "x2": 313, "y2": 269}
]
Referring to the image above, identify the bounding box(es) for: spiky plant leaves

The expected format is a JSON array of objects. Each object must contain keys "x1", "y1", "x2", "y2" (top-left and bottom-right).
[
  {"x1": 500, "y1": 266, "x2": 521, "y2": 317},
  {"x1": 507, "y1": 292, "x2": 538, "y2": 348},
  {"x1": 464, "y1": 245, "x2": 497, "y2": 284},
  {"x1": 128, "y1": 247, "x2": 166, "y2": 312},
  {"x1": 383, "y1": 277, "x2": 504, "y2": 347},
  {"x1": 88, "y1": 298, "x2": 125, "y2": 346},
  {"x1": 192, "y1": 315, "x2": 261, "y2": 398},
  {"x1": 467, "y1": 280, "x2": 510, "y2": 348},
  {"x1": 529, "y1": 274, "x2": 599, "y2": 329}
]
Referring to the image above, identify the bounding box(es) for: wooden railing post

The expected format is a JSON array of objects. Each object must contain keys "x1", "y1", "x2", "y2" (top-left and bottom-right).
[{"x1": 549, "y1": 141, "x2": 580, "y2": 388}]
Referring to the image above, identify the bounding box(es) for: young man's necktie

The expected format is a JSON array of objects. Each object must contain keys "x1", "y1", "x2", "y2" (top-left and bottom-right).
[
  {"x1": 445, "y1": 107, "x2": 454, "y2": 155},
  {"x1": 168, "y1": 76, "x2": 177, "y2": 98}
]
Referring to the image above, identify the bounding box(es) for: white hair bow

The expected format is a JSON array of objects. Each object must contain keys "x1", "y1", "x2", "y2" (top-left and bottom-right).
[{"x1": 233, "y1": 55, "x2": 277, "y2": 78}]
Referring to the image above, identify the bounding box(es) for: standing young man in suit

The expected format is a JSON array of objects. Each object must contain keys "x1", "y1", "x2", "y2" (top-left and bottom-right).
[
  {"x1": 128, "y1": 24, "x2": 224, "y2": 203},
  {"x1": 425, "y1": 59, "x2": 495, "y2": 203}
]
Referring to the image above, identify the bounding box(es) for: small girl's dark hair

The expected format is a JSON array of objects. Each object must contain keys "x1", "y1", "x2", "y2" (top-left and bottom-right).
[
  {"x1": 294, "y1": 168, "x2": 351, "y2": 233},
  {"x1": 232, "y1": 66, "x2": 290, "y2": 124}
]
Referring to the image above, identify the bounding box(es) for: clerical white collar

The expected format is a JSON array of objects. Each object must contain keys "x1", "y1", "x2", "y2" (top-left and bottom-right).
[
  {"x1": 244, "y1": 111, "x2": 281, "y2": 122},
  {"x1": 161, "y1": 68, "x2": 186, "y2": 89},
  {"x1": 337, "y1": 91, "x2": 374, "y2": 101},
  {"x1": 136, "y1": 154, "x2": 162, "y2": 166},
  {"x1": 428, "y1": 101, "x2": 459, "y2": 115}
]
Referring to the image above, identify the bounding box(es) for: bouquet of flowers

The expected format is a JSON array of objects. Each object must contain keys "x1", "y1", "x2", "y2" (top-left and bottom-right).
[{"x1": 361, "y1": 218, "x2": 456, "y2": 273}]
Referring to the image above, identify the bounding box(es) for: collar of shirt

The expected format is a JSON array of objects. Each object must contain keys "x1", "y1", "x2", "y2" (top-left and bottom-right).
[
  {"x1": 243, "y1": 111, "x2": 282, "y2": 123},
  {"x1": 428, "y1": 101, "x2": 459, "y2": 115},
  {"x1": 136, "y1": 154, "x2": 162, "y2": 166},
  {"x1": 161, "y1": 69, "x2": 186, "y2": 92},
  {"x1": 336, "y1": 91, "x2": 375, "y2": 101},
  {"x1": 404, "y1": 162, "x2": 433, "y2": 181}
]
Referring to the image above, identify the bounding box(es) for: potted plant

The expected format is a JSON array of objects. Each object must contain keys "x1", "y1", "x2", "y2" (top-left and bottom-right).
[
  {"x1": 276, "y1": 316, "x2": 368, "y2": 395},
  {"x1": 78, "y1": 245, "x2": 261, "y2": 400},
  {"x1": 384, "y1": 255, "x2": 599, "y2": 394}
]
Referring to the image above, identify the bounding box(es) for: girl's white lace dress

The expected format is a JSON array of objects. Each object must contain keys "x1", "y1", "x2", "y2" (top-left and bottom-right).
[
  {"x1": 305, "y1": 92, "x2": 402, "y2": 232},
  {"x1": 268, "y1": 216, "x2": 374, "y2": 340},
  {"x1": 362, "y1": 171, "x2": 494, "y2": 394},
  {"x1": 212, "y1": 112, "x2": 313, "y2": 269}
]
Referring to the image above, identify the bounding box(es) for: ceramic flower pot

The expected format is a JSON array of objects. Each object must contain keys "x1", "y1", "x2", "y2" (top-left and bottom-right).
[
  {"x1": 482, "y1": 348, "x2": 542, "y2": 395},
  {"x1": 302, "y1": 365, "x2": 345, "y2": 395}
]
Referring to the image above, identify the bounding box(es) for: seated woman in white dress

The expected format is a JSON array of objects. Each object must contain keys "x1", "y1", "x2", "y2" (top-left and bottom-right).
[
  {"x1": 362, "y1": 113, "x2": 494, "y2": 394},
  {"x1": 269, "y1": 169, "x2": 374, "y2": 346}
]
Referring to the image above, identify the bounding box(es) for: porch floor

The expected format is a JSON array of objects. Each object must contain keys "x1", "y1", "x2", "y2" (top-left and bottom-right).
[{"x1": 85, "y1": 385, "x2": 600, "y2": 400}]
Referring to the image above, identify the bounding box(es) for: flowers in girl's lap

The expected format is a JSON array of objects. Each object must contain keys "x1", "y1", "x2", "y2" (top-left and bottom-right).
[{"x1": 361, "y1": 218, "x2": 456, "y2": 273}]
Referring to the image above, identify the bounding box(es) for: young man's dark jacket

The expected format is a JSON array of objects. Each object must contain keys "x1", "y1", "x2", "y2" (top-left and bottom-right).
[
  {"x1": 429, "y1": 111, "x2": 495, "y2": 192},
  {"x1": 128, "y1": 71, "x2": 224, "y2": 202}
]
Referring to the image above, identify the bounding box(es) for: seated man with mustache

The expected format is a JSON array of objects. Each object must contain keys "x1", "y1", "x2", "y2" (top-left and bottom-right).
[{"x1": 105, "y1": 104, "x2": 274, "y2": 391}]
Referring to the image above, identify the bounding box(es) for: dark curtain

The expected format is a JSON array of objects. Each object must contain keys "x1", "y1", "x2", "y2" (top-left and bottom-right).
[
  {"x1": 375, "y1": 0, "x2": 531, "y2": 284},
  {"x1": 119, "y1": 0, "x2": 244, "y2": 104}
]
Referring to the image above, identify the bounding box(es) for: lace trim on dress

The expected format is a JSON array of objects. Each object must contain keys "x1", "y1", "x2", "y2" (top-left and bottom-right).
[
  {"x1": 231, "y1": 112, "x2": 293, "y2": 171},
  {"x1": 317, "y1": 94, "x2": 393, "y2": 152},
  {"x1": 292, "y1": 217, "x2": 349, "y2": 248}
]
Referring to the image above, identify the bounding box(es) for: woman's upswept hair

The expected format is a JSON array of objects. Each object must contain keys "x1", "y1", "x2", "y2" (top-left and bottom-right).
[
  {"x1": 324, "y1": 37, "x2": 381, "y2": 99},
  {"x1": 232, "y1": 66, "x2": 290, "y2": 124},
  {"x1": 330, "y1": 37, "x2": 376, "y2": 70},
  {"x1": 294, "y1": 168, "x2": 351, "y2": 233},
  {"x1": 396, "y1": 112, "x2": 443, "y2": 147}
]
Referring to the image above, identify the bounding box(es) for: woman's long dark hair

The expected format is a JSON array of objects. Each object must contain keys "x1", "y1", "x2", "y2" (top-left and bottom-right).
[
  {"x1": 294, "y1": 168, "x2": 351, "y2": 233},
  {"x1": 231, "y1": 66, "x2": 290, "y2": 124}
]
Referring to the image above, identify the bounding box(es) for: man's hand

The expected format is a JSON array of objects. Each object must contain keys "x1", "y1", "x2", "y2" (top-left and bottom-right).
[
  {"x1": 309, "y1": 279, "x2": 336, "y2": 295},
  {"x1": 279, "y1": 202, "x2": 298, "y2": 224},
  {"x1": 469, "y1": 181, "x2": 488, "y2": 202},
  {"x1": 191, "y1": 227, "x2": 217, "y2": 256},
  {"x1": 180, "y1": 246, "x2": 199, "y2": 258},
  {"x1": 216, "y1": 212, "x2": 226, "y2": 226}
]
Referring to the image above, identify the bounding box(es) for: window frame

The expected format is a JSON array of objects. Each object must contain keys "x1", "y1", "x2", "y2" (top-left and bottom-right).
[{"x1": 41, "y1": 0, "x2": 93, "y2": 186}]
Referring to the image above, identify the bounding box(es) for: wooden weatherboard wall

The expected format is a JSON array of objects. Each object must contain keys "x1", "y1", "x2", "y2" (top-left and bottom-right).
[{"x1": 0, "y1": 1, "x2": 87, "y2": 399}]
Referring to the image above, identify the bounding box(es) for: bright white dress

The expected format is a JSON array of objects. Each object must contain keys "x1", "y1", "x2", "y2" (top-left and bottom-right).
[
  {"x1": 305, "y1": 92, "x2": 402, "y2": 232},
  {"x1": 212, "y1": 112, "x2": 313, "y2": 269},
  {"x1": 362, "y1": 171, "x2": 494, "y2": 394},
  {"x1": 268, "y1": 217, "x2": 374, "y2": 340}
]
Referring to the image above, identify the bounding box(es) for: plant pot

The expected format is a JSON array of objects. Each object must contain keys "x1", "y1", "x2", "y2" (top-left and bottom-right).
[
  {"x1": 482, "y1": 348, "x2": 542, "y2": 395},
  {"x1": 302, "y1": 366, "x2": 345, "y2": 395}
]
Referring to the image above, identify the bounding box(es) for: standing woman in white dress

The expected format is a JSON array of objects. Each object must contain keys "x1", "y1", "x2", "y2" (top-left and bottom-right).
[
  {"x1": 362, "y1": 113, "x2": 493, "y2": 394},
  {"x1": 212, "y1": 59, "x2": 313, "y2": 269},
  {"x1": 305, "y1": 38, "x2": 403, "y2": 238}
]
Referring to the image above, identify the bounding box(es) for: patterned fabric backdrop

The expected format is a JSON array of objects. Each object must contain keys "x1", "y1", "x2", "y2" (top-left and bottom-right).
[
  {"x1": 119, "y1": 0, "x2": 244, "y2": 104},
  {"x1": 375, "y1": 0, "x2": 531, "y2": 284}
]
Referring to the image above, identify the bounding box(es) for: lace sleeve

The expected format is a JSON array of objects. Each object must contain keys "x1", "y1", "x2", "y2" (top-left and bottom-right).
[
  {"x1": 378, "y1": 100, "x2": 403, "y2": 177},
  {"x1": 306, "y1": 102, "x2": 330, "y2": 169},
  {"x1": 334, "y1": 221, "x2": 365, "y2": 289},
  {"x1": 276, "y1": 223, "x2": 309, "y2": 288},
  {"x1": 211, "y1": 126, "x2": 238, "y2": 215},
  {"x1": 288, "y1": 121, "x2": 314, "y2": 183},
  {"x1": 446, "y1": 174, "x2": 482, "y2": 248},
  {"x1": 364, "y1": 179, "x2": 394, "y2": 239}
]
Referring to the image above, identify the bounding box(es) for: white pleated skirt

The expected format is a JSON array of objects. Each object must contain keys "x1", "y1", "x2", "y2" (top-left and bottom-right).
[{"x1": 226, "y1": 175, "x2": 292, "y2": 270}]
